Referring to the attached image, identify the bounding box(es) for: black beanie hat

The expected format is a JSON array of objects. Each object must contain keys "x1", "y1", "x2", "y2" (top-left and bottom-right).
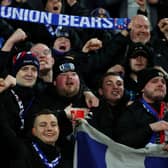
[
  {"x1": 137, "y1": 68, "x2": 166, "y2": 92},
  {"x1": 127, "y1": 42, "x2": 153, "y2": 60},
  {"x1": 55, "y1": 27, "x2": 71, "y2": 40},
  {"x1": 12, "y1": 51, "x2": 40, "y2": 76},
  {"x1": 53, "y1": 57, "x2": 76, "y2": 79}
]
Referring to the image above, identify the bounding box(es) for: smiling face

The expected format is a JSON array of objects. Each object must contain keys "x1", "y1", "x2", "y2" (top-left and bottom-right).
[
  {"x1": 99, "y1": 74, "x2": 124, "y2": 106},
  {"x1": 32, "y1": 114, "x2": 60, "y2": 146},
  {"x1": 130, "y1": 15, "x2": 151, "y2": 44},
  {"x1": 45, "y1": 0, "x2": 62, "y2": 13},
  {"x1": 31, "y1": 43, "x2": 54, "y2": 73},
  {"x1": 16, "y1": 65, "x2": 38, "y2": 87}
]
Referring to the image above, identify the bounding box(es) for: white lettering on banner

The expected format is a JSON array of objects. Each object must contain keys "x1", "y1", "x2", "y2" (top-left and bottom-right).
[
  {"x1": 59, "y1": 15, "x2": 114, "y2": 29},
  {"x1": 29, "y1": 10, "x2": 40, "y2": 22},
  {"x1": 40, "y1": 11, "x2": 52, "y2": 24},
  {"x1": 96, "y1": 17, "x2": 103, "y2": 28},
  {"x1": 71, "y1": 16, "x2": 81, "y2": 27},
  {"x1": 0, "y1": 6, "x2": 11, "y2": 18},
  {"x1": 102, "y1": 18, "x2": 113, "y2": 28},
  {"x1": 12, "y1": 8, "x2": 24, "y2": 20},
  {"x1": 0, "y1": 6, "x2": 52, "y2": 24},
  {"x1": 58, "y1": 14, "x2": 69, "y2": 26},
  {"x1": 80, "y1": 17, "x2": 91, "y2": 28},
  {"x1": 0, "y1": 6, "x2": 130, "y2": 29},
  {"x1": 23, "y1": 9, "x2": 29, "y2": 21}
]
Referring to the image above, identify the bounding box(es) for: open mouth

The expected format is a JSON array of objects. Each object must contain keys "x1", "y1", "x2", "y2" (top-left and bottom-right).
[
  {"x1": 66, "y1": 81, "x2": 74, "y2": 86},
  {"x1": 53, "y1": 6, "x2": 58, "y2": 11},
  {"x1": 59, "y1": 46, "x2": 66, "y2": 50}
]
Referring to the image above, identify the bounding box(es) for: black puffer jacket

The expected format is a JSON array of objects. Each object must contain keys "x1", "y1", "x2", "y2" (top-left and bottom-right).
[
  {"x1": 114, "y1": 99, "x2": 159, "y2": 148},
  {"x1": 89, "y1": 94, "x2": 129, "y2": 140}
]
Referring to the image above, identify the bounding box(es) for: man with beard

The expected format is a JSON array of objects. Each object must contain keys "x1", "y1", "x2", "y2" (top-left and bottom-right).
[{"x1": 114, "y1": 68, "x2": 168, "y2": 151}]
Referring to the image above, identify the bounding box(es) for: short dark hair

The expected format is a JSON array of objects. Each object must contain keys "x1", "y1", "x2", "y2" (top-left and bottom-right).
[
  {"x1": 32, "y1": 108, "x2": 58, "y2": 125},
  {"x1": 98, "y1": 72, "x2": 124, "y2": 88}
]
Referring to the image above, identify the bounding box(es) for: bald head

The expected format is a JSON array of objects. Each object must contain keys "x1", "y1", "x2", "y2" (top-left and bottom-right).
[{"x1": 130, "y1": 15, "x2": 151, "y2": 44}]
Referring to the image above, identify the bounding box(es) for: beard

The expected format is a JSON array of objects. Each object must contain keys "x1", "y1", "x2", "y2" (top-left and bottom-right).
[{"x1": 144, "y1": 90, "x2": 166, "y2": 102}]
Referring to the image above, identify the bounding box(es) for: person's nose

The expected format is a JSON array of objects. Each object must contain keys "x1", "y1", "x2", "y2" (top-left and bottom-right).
[
  {"x1": 27, "y1": 69, "x2": 33, "y2": 76},
  {"x1": 46, "y1": 124, "x2": 53, "y2": 130}
]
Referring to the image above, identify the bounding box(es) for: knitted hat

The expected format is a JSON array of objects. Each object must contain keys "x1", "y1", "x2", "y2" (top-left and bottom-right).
[
  {"x1": 55, "y1": 27, "x2": 71, "y2": 39},
  {"x1": 54, "y1": 27, "x2": 80, "y2": 50},
  {"x1": 53, "y1": 57, "x2": 76, "y2": 79},
  {"x1": 127, "y1": 42, "x2": 153, "y2": 59},
  {"x1": 137, "y1": 68, "x2": 166, "y2": 92},
  {"x1": 12, "y1": 51, "x2": 40, "y2": 76}
]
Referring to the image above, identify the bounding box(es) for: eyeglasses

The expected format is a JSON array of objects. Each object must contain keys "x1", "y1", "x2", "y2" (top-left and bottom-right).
[{"x1": 32, "y1": 49, "x2": 51, "y2": 57}]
